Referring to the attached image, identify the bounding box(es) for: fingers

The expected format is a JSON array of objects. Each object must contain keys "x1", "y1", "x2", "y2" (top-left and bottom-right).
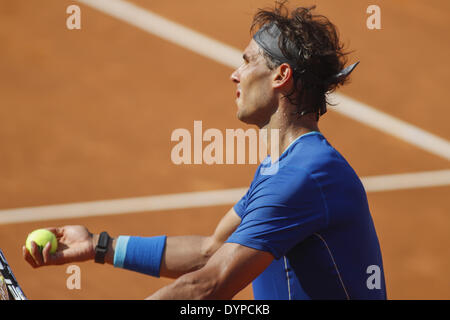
[
  {"x1": 23, "y1": 241, "x2": 55, "y2": 268},
  {"x1": 41, "y1": 242, "x2": 66, "y2": 265},
  {"x1": 23, "y1": 225, "x2": 90, "y2": 268},
  {"x1": 41, "y1": 241, "x2": 52, "y2": 264},
  {"x1": 30, "y1": 241, "x2": 44, "y2": 266},
  {"x1": 22, "y1": 245, "x2": 38, "y2": 269},
  {"x1": 23, "y1": 242, "x2": 43, "y2": 268}
]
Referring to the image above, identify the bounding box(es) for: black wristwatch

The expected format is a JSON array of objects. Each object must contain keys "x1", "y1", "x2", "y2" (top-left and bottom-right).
[{"x1": 94, "y1": 231, "x2": 111, "y2": 264}]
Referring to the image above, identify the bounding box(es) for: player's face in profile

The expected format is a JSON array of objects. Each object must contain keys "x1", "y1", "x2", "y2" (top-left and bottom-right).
[{"x1": 230, "y1": 40, "x2": 277, "y2": 127}]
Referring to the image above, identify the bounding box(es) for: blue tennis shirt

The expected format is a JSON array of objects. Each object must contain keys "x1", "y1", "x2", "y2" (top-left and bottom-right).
[{"x1": 226, "y1": 131, "x2": 386, "y2": 300}]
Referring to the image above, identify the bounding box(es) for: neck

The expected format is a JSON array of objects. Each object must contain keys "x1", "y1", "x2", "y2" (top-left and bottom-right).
[{"x1": 261, "y1": 101, "x2": 320, "y2": 161}]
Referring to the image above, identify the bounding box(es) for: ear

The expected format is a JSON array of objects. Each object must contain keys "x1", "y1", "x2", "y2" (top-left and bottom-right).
[{"x1": 272, "y1": 63, "x2": 293, "y2": 89}]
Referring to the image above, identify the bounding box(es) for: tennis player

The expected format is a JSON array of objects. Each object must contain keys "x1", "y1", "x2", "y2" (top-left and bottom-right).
[{"x1": 23, "y1": 3, "x2": 386, "y2": 300}]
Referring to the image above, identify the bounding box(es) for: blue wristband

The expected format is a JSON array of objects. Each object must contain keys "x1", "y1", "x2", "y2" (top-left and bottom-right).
[{"x1": 113, "y1": 235, "x2": 167, "y2": 277}]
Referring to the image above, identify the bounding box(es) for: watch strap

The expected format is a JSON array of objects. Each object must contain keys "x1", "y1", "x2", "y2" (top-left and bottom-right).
[{"x1": 94, "y1": 231, "x2": 111, "y2": 264}]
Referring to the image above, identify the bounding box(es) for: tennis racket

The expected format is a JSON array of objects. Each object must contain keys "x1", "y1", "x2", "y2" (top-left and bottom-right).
[{"x1": 0, "y1": 249, "x2": 27, "y2": 300}]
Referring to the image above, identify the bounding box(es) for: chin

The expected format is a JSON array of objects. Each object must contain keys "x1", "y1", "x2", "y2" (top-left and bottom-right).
[
  {"x1": 235, "y1": 101, "x2": 266, "y2": 126},
  {"x1": 237, "y1": 110, "x2": 258, "y2": 126},
  {"x1": 236, "y1": 106, "x2": 249, "y2": 122}
]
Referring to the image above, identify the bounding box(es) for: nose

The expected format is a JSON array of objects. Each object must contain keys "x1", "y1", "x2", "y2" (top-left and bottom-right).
[{"x1": 230, "y1": 68, "x2": 240, "y2": 84}]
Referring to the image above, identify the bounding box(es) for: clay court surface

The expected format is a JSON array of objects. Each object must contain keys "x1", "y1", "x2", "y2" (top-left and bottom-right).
[{"x1": 0, "y1": 0, "x2": 449, "y2": 299}]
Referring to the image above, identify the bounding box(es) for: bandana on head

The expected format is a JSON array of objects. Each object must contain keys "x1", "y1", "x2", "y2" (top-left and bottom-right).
[
  {"x1": 253, "y1": 22, "x2": 300, "y2": 68},
  {"x1": 253, "y1": 22, "x2": 359, "y2": 84}
]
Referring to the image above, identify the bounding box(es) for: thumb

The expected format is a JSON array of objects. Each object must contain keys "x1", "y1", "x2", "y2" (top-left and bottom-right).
[{"x1": 45, "y1": 227, "x2": 63, "y2": 238}]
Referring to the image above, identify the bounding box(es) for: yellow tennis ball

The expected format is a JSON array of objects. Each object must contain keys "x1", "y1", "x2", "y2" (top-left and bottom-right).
[{"x1": 26, "y1": 229, "x2": 58, "y2": 254}]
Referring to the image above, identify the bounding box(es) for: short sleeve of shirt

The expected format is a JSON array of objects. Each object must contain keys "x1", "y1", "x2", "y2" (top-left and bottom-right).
[
  {"x1": 234, "y1": 190, "x2": 248, "y2": 218},
  {"x1": 234, "y1": 160, "x2": 264, "y2": 218},
  {"x1": 227, "y1": 167, "x2": 328, "y2": 260}
]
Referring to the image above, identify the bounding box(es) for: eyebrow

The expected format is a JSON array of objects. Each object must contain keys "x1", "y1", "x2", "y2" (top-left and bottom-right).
[{"x1": 244, "y1": 52, "x2": 259, "y2": 63}]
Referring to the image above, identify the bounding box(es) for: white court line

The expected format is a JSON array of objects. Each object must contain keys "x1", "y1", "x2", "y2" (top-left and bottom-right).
[
  {"x1": 77, "y1": 0, "x2": 242, "y2": 68},
  {"x1": 77, "y1": 0, "x2": 450, "y2": 161},
  {"x1": 360, "y1": 169, "x2": 450, "y2": 192},
  {"x1": 329, "y1": 95, "x2": 450, "y2": 161},
  {"x1": 0, "y1": 170, "x2": 449, "y2": 224},
  {"x1": 0, "y1": 188, "x2": 247, "y2": 225}
]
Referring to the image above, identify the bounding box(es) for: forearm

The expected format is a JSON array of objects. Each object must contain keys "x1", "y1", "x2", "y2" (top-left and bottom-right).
[
  {"x1": 146, "y1": 242, "x2": 271, "y2": 300},
  {"x1": 92, "y1": 233, "x2": 217, "y2": 279},
  {"x1": 146, "y1": 269, "x2": 219, "y2": 300},
  {"x1": 90, "y1": 208, "x2": 237, "y2": 279}
]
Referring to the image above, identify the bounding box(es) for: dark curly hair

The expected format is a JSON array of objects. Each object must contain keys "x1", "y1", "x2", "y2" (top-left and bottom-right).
[{"x1": 251, "y1": 1, "x2": 351, "y2": 120}]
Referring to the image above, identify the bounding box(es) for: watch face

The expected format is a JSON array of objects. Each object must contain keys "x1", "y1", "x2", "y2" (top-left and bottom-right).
[{"x1": 98, "y1": 232, "x2": 110, "y2": 248}]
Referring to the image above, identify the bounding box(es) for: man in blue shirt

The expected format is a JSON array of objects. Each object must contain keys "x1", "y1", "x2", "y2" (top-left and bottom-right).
[
  {"x1": 23, "y1": 3, "x2": 386, "y2": 300},
  {"x1": 228, "y1": 131, "x2": 386, "y2": 299}
]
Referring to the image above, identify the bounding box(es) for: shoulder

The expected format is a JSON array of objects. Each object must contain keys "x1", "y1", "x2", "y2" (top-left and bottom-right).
[
  {"x1": 285, "y1": 133, "x2": 359, "y2": 184},
  {"x1": 288, "y1": 133, "x2": 344, "y2": 167},
  {"x1": 246, "y1": 163, "x2": 323, "y2": 213}
]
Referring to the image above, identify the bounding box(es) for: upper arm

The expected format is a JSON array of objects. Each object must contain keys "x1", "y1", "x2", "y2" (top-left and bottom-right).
[
  {"x1": 195, "y1": 205, "x2": 275, "y2": 299},
  {"x1": 203, "y1": 207, "x2": 241, "y2": 257},
  {"x1": 227, "y1": 169, "x2": 328, "y2": 260}
]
